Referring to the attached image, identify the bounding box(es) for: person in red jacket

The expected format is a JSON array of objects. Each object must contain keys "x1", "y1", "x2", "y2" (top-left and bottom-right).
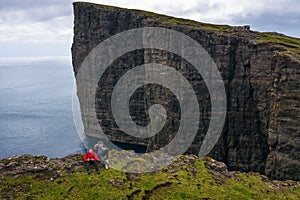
[{"x1": 84, "y1": 148, "x2": 100, "y2": 174}]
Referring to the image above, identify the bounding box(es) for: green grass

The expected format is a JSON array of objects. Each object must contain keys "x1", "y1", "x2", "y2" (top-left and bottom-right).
[
  {"x1": 75, "y1": 1, "x2": 232, "y2": 32},
  {"x1": 162, "y1": 17, "x2": 231, "y2": 31},
  {"x1": 137, "y1": 11, "x2": 231, "y2": 31},
  {"x1": 1, "y1": 159, "x2": 299, "y2": 199},
  {"x1": 259, "y1": 32, "x2": 300, "y2": 54}
]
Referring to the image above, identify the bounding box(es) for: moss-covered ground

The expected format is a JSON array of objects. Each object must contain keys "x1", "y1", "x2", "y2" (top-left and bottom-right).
[
  {"x1": 1, "y1": 158, "x2": 299, "y2": 199},
  {"x1": 259, "y1": 32, "x2": 300, "y2": 55}
]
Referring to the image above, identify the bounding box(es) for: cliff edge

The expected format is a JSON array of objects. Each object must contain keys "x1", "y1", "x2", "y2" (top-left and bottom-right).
[{"x1": 1, "y1": 153, "x2": 300, "y2": 199}]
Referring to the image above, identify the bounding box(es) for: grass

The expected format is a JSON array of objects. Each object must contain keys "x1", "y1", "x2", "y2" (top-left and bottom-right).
[
  {"x1": 259, "y1": 32, "x2": 300, "y2": 54},
  {"x1": 75, "y1": 1, "x2": 233, "y2": 32},
  {"x1": 1, "y1": 159, "x2": 299, "y2": 199}
]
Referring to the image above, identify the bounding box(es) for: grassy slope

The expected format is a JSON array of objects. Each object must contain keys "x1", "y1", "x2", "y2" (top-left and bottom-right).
[
  {"x1": 1, "y1": 158, "x2": 299, "y2": 200},
  {"x1": 259, "y1": 32, "x2": 300, "y2": 56}
]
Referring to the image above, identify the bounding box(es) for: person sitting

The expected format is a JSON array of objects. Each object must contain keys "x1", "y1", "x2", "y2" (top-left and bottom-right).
[
  {"x1": 94, "y1": 141, "x2": 109, "y2": 169},
  {"x1": 83, "y1": 148, "x2": 100, "y2": 174}
]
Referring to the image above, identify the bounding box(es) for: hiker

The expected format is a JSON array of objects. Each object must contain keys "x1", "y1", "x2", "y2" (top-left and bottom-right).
[
  {"x1": 94, "y1": 141, "x2": 109, "y2": 169},
  {"x1": 83, "y1": 148, "x2": 100, "y2": 174}
]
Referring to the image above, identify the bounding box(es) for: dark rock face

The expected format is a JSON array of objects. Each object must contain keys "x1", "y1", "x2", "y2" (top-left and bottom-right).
[{"x1": 71, "y1": 2, "x2": 300, "y2": 180}]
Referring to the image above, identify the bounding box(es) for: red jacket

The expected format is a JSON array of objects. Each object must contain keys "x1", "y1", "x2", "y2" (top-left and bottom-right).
[{"x1": 84, "y1": 152, "x2": 99, "y2": 162}]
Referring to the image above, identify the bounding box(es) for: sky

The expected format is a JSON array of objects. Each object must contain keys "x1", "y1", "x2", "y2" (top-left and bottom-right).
[{"x1": 0, "y1": 0, "x2": 299, "y2": 57}]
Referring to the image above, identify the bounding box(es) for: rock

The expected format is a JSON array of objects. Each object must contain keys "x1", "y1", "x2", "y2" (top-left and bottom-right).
[
  {"x1": 0, "y1": 154, "x2": 84, "y2": 178},
  {"x1": 57, "y1": 171, "x2": 63, "y2": 177},
  {"x1": 5, "y1": 161, "x2": 19, "y2": 168},
  {"x1": 71, "y1": 2, "x2": 300, "y2": 180},
  {"x1": 109, "y1": 178, "x2": 125, "y2": 186},
  {"x1": 201, "y1": 157, "x2": 232, "y2": 178},
  {"x1": 108, "y1": 150, "x2": 175, "y2": 173},
  {"x1": 202, "y1": 157, "x2": 228, "y2": 173}
]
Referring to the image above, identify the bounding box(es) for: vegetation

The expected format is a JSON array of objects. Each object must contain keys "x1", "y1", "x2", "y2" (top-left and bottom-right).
[
  {"x1": 1, "y1": 155, "x2": 299, "y2": 199},
  {"x1": 77, "y1": 1, "x2": 300, "y2": 55},
  {"x1": 259, "y1": 32, "x2": 300, "y2": 54},
  {"x1": 77, "y1": 1, "x2": 235, "y2": 32}
]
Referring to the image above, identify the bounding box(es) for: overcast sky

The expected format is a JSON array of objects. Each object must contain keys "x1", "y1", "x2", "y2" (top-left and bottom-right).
[{"x1": 0, "y1": 0, "x2": 299, "y2": 57}]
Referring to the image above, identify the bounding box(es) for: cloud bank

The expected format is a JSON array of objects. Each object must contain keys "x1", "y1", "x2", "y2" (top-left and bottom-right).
[{"x1": 0, "y1": 0, "x2": 299, "y2": 57}]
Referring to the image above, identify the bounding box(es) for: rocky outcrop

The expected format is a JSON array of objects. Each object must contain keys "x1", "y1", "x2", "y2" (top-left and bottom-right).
[
  {"x1": 71, "y1": 2, "x2": 300, "y2": 180},
  {"x1": 0, "y1": 154, "x2": 83, "y2": 179},
  {"x1": 1, "y1": 153, "x2": 300, "y2": 199}
]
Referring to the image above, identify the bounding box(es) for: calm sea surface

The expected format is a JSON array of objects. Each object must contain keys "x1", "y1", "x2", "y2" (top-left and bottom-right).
[{"x1": 0, "y1": 57, "x2": 82, "y2": 158}]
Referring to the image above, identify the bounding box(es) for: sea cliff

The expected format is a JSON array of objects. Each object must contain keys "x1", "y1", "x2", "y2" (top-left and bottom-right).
[{"x1": 71, "y1": 2, "x2": 300, "y2": 180}]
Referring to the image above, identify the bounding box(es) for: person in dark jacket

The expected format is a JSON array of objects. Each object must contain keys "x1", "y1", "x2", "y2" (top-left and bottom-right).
[
  {"x1": 94, "y1": 140, "x2": 109, "y2": 169},
  {"x1": 83, "y1": 148, "x2": 100, "y2": 174}
]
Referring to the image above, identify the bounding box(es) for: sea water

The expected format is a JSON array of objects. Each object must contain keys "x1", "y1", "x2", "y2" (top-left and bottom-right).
[{"x1": 0, "y1": 57, "x2": 82, "y2": 158}]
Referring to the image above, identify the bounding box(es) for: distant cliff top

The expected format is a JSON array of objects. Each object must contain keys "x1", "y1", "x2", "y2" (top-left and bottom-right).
[{"x1": 74, "y1": 2, "x2": 300, "y2": 58}]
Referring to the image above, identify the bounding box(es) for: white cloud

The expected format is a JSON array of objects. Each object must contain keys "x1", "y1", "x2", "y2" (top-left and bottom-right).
[
  {"x1": 89, "y1": 0, "x2": 300, "y2": 25},
  {"x1": 86, "y1": 0, "x2": 299, "y2": 36},
  {"x1": 0, "y1": 16, "x2": 72, "y2": 44},
  {"x1": 0, "y1": 0, "x2": 299, "y2": 57},
  {"x1": 0, "y1": 1, "x2": 73, "y2": 44}
]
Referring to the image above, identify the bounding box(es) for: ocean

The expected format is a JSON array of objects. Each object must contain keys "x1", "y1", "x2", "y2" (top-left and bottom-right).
[{"x1": 0, "y1": 57, "x2": 82, "y2": 158}]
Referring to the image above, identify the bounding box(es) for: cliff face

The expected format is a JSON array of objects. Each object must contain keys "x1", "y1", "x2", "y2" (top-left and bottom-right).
[{"x1": 71, "y1": 2, "x2": 300, "y2": 180}]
